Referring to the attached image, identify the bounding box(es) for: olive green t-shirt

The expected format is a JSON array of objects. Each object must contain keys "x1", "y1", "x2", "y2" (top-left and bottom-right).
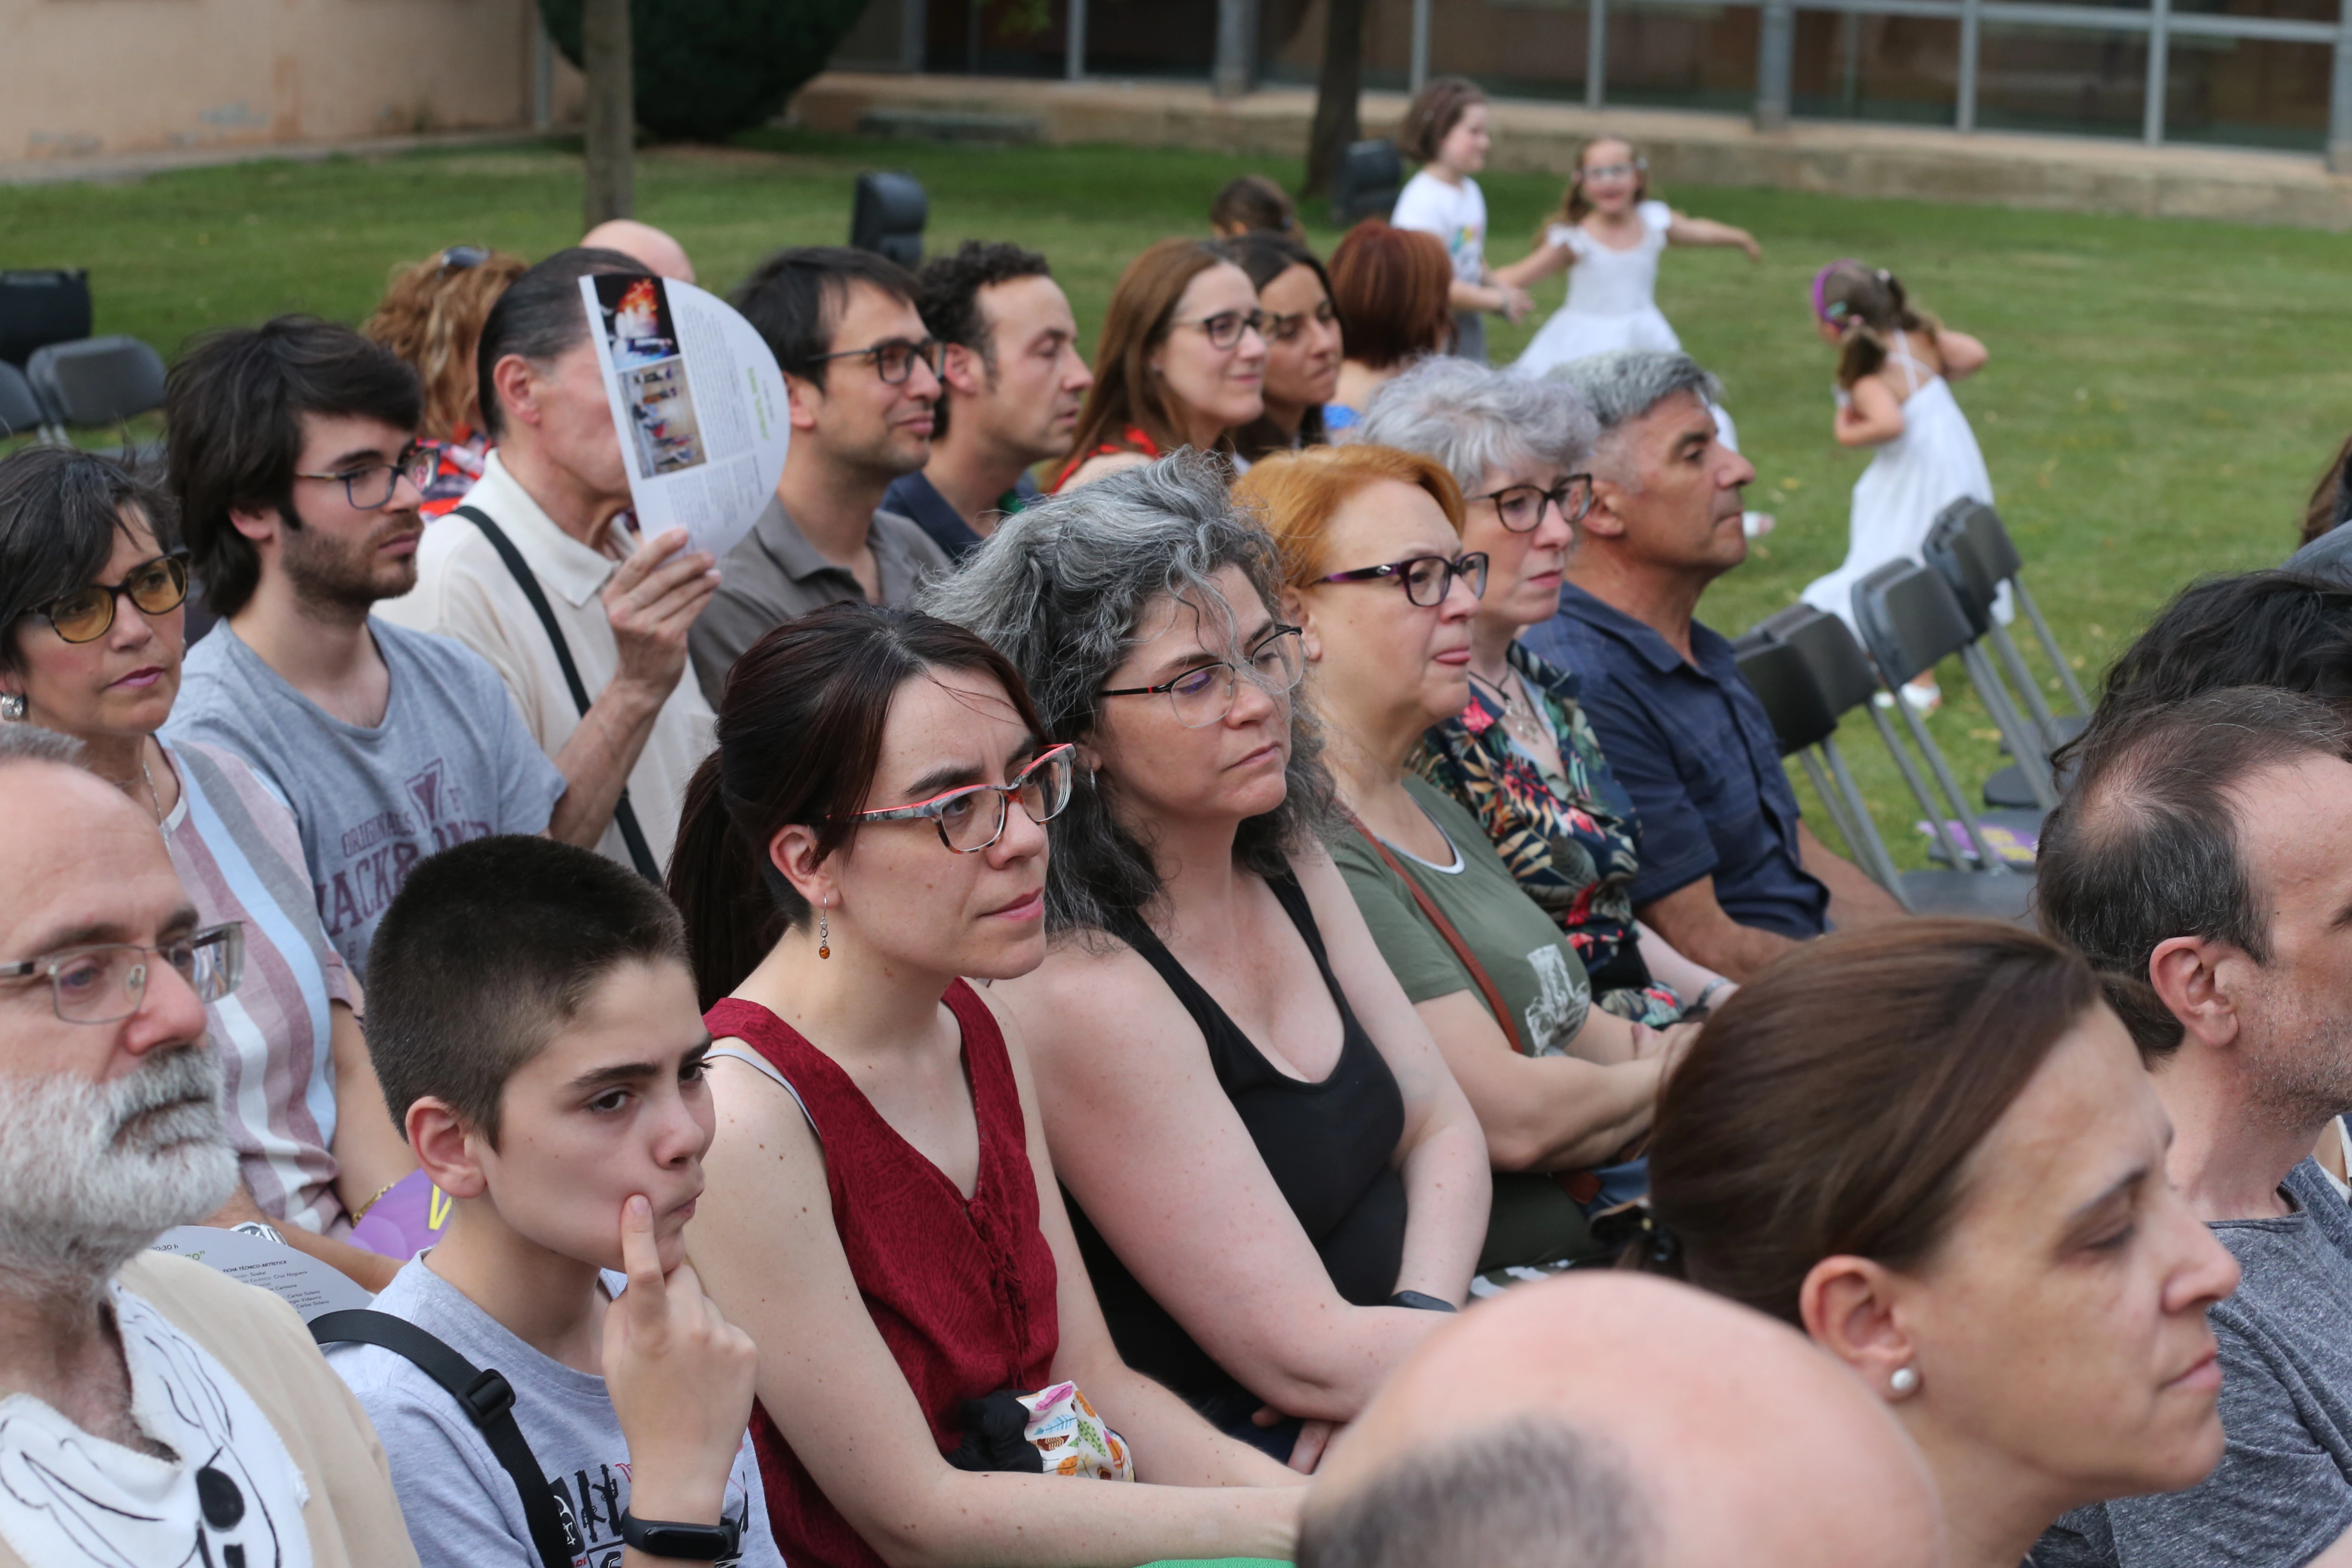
[
  {"x1": 1332, "y1": 776, "x2": 1595, "y2": 1052},
  {"x1": 1333, "y1": 778, "x2": 1603, "y2": 1274}
]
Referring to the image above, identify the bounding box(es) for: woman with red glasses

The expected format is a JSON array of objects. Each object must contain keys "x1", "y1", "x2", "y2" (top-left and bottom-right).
[
  {"x1": 670, "y1": 602, "x2": 1305, "y2": 1568},
  {"x1": 0, "y1": 446, "x2": 414, "y2": 1290}
]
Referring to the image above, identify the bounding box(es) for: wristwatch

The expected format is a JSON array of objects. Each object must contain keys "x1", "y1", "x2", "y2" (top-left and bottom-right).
[
  {"x1": 619, "y1": 1510, "x2": 742, "y2": 1561},
  {"x1": 1388, "y1": 1289, "x2": 1458, "y2": 1313}
]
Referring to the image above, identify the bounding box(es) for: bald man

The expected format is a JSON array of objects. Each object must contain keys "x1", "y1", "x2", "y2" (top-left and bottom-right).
[
  {"x1": 1303, "y1": 1273, "x2": 1947, "y2": 1568},
  {"x1": 581, "y1": 218, "x2": 697, "y2": 284}
]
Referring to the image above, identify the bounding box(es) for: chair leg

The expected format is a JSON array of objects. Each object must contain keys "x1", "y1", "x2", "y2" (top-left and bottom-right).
[
  {"x1": 1799, "y1": 748, "x2": 1863, "y2": 860},
  {"x1": 1868, "y1": 701, "x2": 1978, "y2": 870},
  {"x1": 1898, "y1": 695, "x2": 2014, "y2": 874},
  {"x1": 1990, "y1": 622, "x2": 2065, "y2": 752},
  {"x1": 1961, "y1": 644, "x2": 2058, "y2": 810},
  {"x1": 1821, "y1": 735, "x2": 1913, "y2": 908},
  {"x1": 2012, "y1": 579, "x2": 2090, "y2": 715}
]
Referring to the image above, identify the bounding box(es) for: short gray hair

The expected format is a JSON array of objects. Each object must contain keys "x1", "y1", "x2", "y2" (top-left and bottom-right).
[
  {"x1": 1546, "y1": 350, "x2": 1721, "y2": 435},
  {"x1": 918, "y1": 452, "x2": 1337, "y2": 939},
  {"x1": 0, "y1": 724, "x2": 83, "y2": 770},
  {"x1": 1300, "y1": 1418, "x2": 1651, "y2": 1568},
  {"x1": 1354, "y1": 358, "x2": 1599, "y2": 492}
]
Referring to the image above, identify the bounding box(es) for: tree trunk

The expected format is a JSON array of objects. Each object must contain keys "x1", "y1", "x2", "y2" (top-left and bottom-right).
[
  {"x1": 582, "y1": 0, "x2": 634, "y2": 227},
  {"x1": 1302, "y1": 0, "x2": 1368, "y2": 198}
]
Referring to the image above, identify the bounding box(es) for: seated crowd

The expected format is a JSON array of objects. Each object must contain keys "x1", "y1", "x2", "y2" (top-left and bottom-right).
[{"x1": 3, "y1": 173, "x2": 2347, "y2": 1568}]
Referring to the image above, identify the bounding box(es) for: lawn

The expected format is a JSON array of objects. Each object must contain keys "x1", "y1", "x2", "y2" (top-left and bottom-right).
[{"x1": 6, "y1": 127, "x2": 2348, "y2": 868}]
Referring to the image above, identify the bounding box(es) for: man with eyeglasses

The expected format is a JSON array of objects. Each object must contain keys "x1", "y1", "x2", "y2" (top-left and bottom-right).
[
  {"x1": 689, "y1": 246, "x2": 953, "y2": 706},
  {"x1": 1525, "y1": 351, "x2": 1903, "y2": 982},
  {"x1": 883, "y1": 240, "x2": 1095, "y2": 561},
  {"x1": 165, "y1": 317, "x2": 571, "y2": 977},
  {"x1": 377, "y1": 247, "x2": 723, "y2": 890},
  {"x1": 0, "y1": 724, "x2": 421, "y2": 1568}
]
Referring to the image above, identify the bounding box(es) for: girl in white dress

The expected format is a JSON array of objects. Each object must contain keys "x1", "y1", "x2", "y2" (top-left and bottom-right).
[
  {"x1": 1797, "y1": 260, "x2": 1992, "y2": 712},
  {"x1": 1510, "y1": 137, "x2": 1759, "y2": 379}
]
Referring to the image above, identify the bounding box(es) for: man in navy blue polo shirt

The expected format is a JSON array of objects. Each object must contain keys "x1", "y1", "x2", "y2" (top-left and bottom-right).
[
  {"x1": 1526, "y1": 350, "x2": 1903, "y2": 980},
  {"x1": 884, "y1": 241, "x2": 1094, "y2": 559}
]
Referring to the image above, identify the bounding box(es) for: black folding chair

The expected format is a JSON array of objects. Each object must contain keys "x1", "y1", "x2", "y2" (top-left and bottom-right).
[
  {"x1": 0, "y1": 270, "x2": 93, "y2": 369},
  {"x1": 1736, "y1": 608, "x2": 2034, "y2": 923},
  {"x1": 26, "y1": 335, "x2": 167, "y2": 438},
  {"x1": 1926, "y1": 500, "x2": 2090, "y2": 807},
  {"x1": 0, "y1": 362, "x2": 43, "y2": 441},
  {"x1": 1850, "y1": 561, "x2": 2044, "y2": 874}
]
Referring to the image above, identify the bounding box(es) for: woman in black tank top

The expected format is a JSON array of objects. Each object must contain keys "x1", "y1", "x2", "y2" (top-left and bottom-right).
[{"x1": 921, "y1": 453, "x2": 1492, "y2": 1467}]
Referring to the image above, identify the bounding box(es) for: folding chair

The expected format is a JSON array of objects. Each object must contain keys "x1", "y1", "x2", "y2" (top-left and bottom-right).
[
  {"x1": 0, "y1": 270, "x2": 92, "y2": 369},
  {"x1": 1850, "y1": 561, "x2": 2045, "y2": 874},
  {"x1": 26, "y1": 335, "x2": 167, "y2": 438},
  {"x1": 0, "y1": 362, "x2": 43, "y2": 442},
  {"x1": 1736, "y1": 609, "x2": 2034, "y2": 923},
  {"x1": 1926, "y1": 500, "x2": 2090, "y2": 808}
]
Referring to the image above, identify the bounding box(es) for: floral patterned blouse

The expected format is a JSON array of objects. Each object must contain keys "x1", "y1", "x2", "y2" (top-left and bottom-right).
[{"x1": 1412, "y1": 643, "x2": 1682, "y2": 1025}]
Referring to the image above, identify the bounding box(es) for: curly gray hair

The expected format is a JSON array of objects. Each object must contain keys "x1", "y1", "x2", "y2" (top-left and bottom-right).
[
  {"x1": 1354, "y1": 357, "x2": 1599, "y2": 493},
  {"x1": 918, "y1": 451, "x2": 1336, "y2": 939}
]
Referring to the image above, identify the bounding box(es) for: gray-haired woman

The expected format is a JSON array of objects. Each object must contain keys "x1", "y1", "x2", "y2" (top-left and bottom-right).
[
  {"x1": 1355, "y1": 358, "x2": 1730, "y2": 1018},
  {"x1": 921, "y1": 453, "x2": 1489, "y2": 1473}
]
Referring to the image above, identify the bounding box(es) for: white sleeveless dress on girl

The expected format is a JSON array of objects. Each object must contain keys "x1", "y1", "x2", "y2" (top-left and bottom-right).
[
  {"x1": 1800, "y1": 330, "x2": 1995, "y2": 634},
  {"x1": 1513, "y1": 200, "x2": 1680, "y2": 377}
]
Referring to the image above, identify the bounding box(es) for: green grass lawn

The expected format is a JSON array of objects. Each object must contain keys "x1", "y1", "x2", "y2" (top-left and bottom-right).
[{"x1": 6, "y1": 128, "x2": 2347, "y2": 868}]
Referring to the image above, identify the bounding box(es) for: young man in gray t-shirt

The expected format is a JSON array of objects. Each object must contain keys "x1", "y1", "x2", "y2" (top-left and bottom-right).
[{"x1": 330, "y1": 838, "x2": 780, "y2": 1568}]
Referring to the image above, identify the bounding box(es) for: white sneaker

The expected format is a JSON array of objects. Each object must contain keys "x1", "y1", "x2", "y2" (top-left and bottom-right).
[{"x1": 1872, "y1": 678, "x2": 1943, "y2": 716}]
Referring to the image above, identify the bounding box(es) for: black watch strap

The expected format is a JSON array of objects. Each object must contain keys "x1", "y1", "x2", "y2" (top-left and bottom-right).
[
  {"x1": 1388, "y1": 1289, "x2": 1459, "y2": 1313},
  {"x1": 620, "y1": 1510, "x2": 742, "y2": 1562}
]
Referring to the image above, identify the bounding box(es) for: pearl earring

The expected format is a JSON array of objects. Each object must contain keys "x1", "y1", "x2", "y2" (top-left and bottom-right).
[
  {"x1": 1890, "y1": 1366, "x2": 1920, "y2": 1397},
  {"x1": 817, "y1": 901, "x2": 830, "y2": 961},
  {"x1": 0, "y1": 694, "x2": 23, "y2": 722}
]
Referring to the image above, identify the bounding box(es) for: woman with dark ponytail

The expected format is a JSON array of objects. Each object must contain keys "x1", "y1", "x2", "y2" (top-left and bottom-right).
[
  {"x1": 1798, "y1": 260, "x2": 1994, "y2": 714},
  {"x1": 673, "y1": 603, "x2": 1304, "y2": 1568},
  {"x1": 1643, "y1": 920, "x2": 2239, "y2": 1568}
]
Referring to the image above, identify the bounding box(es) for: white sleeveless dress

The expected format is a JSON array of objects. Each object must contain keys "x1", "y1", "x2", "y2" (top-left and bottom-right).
[
  {"x1": 1800, "y1": 331, "x2": 1996, "y2": 633},
  {"x1": 1513, "y1": 200, "x2": 1681, "y2": 377}
]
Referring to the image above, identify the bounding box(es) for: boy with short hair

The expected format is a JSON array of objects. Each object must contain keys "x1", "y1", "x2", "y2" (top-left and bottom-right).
[{"x1": 331, "y1": 835, "x2": 782, "y2": 1567}]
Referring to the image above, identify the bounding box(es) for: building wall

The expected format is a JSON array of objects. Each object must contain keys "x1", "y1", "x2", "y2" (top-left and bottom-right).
[{"x1": 2, "y1": 0, "x2": 584, "y2": 163}]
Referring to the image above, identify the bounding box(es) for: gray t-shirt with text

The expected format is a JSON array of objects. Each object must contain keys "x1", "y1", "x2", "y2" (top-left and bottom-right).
[
  {"x1": 328, "y1": 1259, "x2": 782, "y2": 1568},
  {"x1": 167, "y1": 619, "x2": 565, "y2": 977},
  {"x1": 2037, "y1": 1159, "x2": 2352, "y2": 1567}
]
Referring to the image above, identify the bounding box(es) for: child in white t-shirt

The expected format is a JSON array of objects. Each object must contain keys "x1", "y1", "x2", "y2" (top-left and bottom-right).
[{"x1": 1390, "y1": 76, "x2": 1531, "y2": 365}]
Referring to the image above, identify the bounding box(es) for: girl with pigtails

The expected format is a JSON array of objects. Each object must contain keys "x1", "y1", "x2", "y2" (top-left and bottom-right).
[{"x1": 1798, "y1": 260, "x2": 1993, "y2": 713}]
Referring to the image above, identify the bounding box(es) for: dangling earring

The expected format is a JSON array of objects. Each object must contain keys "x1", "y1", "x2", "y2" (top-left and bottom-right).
[
  {"x1": 0, "y1": 693, "x2": 22, "y2": 722},
  {"x1": 1889, "y1": 1366, "x2": 1920, "y2": 1397},
  {"x1": 817, "y1": 900, "x2": 831, "y2": 961}
]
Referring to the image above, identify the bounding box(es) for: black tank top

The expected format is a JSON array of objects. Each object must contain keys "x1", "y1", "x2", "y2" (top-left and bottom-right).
[{"x1": 1070, "y1": 871, "x2": 1409, "y2": 1404}]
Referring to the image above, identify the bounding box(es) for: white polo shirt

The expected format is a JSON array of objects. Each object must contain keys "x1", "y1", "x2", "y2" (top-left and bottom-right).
[{"x1": 376, "y1": 451, "x2": 715, "y2": 870}]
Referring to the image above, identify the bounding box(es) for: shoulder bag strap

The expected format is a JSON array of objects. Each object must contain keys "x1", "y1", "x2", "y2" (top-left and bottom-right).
[
  {"x1": 452, "y1": 506, "x2": 661, "y2": 883},
  {"x1": 1346, "y1": 812, "x2": 1526, "y2": 1056},
  {"x1": 310, "y1": 1308, "x2": 580, "y2": 1568}
]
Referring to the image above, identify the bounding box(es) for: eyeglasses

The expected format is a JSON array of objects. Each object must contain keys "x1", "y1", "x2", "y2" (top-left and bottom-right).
[
  {"x1": 1100, "y1": 624, "x2": 1305, "y2": 730},
  {"x1": 1172, "y1": 310, "x2": 1267, "y2": 351},
  {"x1": 1316, "y1": 553, "x2": 1489, "y2": 607},
  {"x1": 0, "y1": 922, "x2": 244, "y2": 1025},
  {"x1": 1580, "y1": 161, "x2": 1647, "y2": 182},
  {"x1": 437, "y1": 245, "x2": 492, "y2": 273},
  {"x1": 291, "y1": 446, "x2": 436, "y2": 511},
  {"x1": 798, "y1": 337, "x2": 943, "y2": 386},
  {"x1": 1262, "y1": 301, "x2": 1338, "y2": 343},
  {"x1": 29, "y1": 553, "x2": 191, "y2": 645},
  {"x1": 852, "y1": 744, "x2": 1076, "y2": 853},
  {"x1": 1471, "y1": 477, "x2": 1596, "y2": 534}
]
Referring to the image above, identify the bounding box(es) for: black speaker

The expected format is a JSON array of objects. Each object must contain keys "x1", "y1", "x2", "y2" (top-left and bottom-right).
[
  {"x1": 1329, "y1": 139, "x2": 1404, "y2": 227},
  {"x1": 850, "y1": 172, "x2": 928, "y2": 269}
]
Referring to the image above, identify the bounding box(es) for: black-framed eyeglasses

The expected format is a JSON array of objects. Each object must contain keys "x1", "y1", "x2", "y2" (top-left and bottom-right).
[
  {"x1": 437, "y1": 245, "x2": 492, "y2": 273},
  {"x1": 1099, "y1": 624, "x2": 1305, "y2": 730},
  {"x1": 798, "y1": 337, "x2": 943, "y2": 386},
  {"x1": 0, "y1": 922, "x2": 244, "y2": 1025},
  {"x1": 1262, "y1": 301, "x2": 1338, "y2": 344},
  {"x1": 291, "y1": 445, "x2": 436, "y2": 512},
  {"x1": 850, "y1": 744, "x2": 1076, "y2": 853},
  {"x1": 1471, "y1": 477, "x2": 1596, "y2": 534},
  {"x1": 1172, "y1": 310, "x2": 1267, "y2": 351},
  {"x1": 28, "y1": 552, "x2": 190, "y2": 645},
  {"x1": 1316, "y1": 553, "x2": 1489, "y2": 607}
]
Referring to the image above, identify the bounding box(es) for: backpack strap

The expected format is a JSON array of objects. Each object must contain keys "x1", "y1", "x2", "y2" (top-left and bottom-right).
[
  {"x1": 452, "y1": 504, "x2": 661, "y2": 883},
  {"x1": 310, "y1": 1308, "x2": 581, "y2": 1568},
  {"x1": 1346, "y1": 812, "x2": 1605, "y2": 1207}
]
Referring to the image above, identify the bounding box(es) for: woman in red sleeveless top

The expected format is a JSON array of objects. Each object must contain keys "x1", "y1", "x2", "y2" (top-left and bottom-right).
[
  {"x1": 1056, "y1": 239, "x2": 1267, "y2": 493},
  {"x1": 669, "y1": 604, "x2": 1304, "y2": 1568}
]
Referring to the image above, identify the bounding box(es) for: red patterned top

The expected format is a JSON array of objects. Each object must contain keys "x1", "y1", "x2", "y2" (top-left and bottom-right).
[
  {"x1": 706, "y1": 981, "x2": 1061, "y2": 1568},
  {"x1": 1052, "y1": 425, "x2": 1164, "y2": 492}
]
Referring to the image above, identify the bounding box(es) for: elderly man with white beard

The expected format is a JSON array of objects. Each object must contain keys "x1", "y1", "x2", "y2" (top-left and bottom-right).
[{"x1": 0, "y1": 724, "x2": 418, "y2": 1568}]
